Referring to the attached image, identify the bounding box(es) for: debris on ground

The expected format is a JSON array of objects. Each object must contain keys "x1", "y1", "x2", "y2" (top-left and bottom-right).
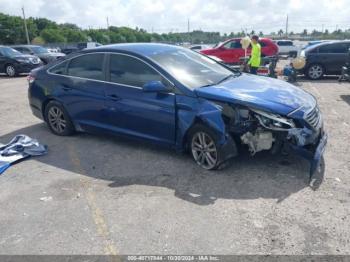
[
  {"x1": 39, "y1": 196, "x2": 53, "y2": 202},
  {"x1": 0, "y1": 135, "x2": 47, "y2": 175}
]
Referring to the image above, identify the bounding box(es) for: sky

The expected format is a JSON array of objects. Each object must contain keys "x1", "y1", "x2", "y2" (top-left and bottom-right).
[{"x1": 0, "y1": 0, "x2": 349, "y2": 34}]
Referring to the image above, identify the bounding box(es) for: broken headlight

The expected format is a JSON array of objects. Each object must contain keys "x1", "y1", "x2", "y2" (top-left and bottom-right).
[{"x1": 251, "y1": 109, "x2": 295, "y2": 131}]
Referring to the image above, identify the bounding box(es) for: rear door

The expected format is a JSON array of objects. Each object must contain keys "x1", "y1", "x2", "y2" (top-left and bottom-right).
[
  {"x1": 49, "y1": 53, "x2": 108, "y2": 132},
  {"x1": 318, "y1": 43, "x2": 349, "y2": 74},
  {"x1": 103, "y1": 53, "x2": 176, "y2": 145}
]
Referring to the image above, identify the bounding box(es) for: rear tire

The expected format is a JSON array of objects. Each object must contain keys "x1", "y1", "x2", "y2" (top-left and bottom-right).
[
  {"x1": 44, "y1": 101, "x2": 75, "y2": 136},
  {"x1": 188, "y1": 124, "x2": 226, "y2": 170},
  {"x1": 307, "y1": 64, "x2": 324, "y2": 80},
  {"x1": 5, "y1": 64, "x2": 17, "y2": 77}
]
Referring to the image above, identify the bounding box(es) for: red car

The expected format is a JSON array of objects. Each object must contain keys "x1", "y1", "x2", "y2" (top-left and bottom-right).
[{"x1": 200, "y1": 38, "x2": 279, "y2": 64}]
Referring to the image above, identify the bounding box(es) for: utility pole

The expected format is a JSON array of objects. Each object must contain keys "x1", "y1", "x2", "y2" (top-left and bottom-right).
[
  {"x1": 285, "y1": 14, "x2": 288, "y2": 38},
  {"x1": 188, "y1": 18, "x2": 191, "y2": 44},
  {"x1": 106, "y1": 17, "x2": 110, "y2": 29},
  {"x1": 21, "y1": 6, "x2": 30, "y2": 44}
]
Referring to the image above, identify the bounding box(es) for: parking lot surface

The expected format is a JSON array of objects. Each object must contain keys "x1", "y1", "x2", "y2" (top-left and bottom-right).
[{"x1": 0, "y1": 75, "x2": 350, "y2": 255}]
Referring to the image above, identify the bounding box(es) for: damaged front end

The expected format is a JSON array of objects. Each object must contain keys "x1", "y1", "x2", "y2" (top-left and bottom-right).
[{"x1": 215, "y1": 102, "x2": 327, "y2": 180}]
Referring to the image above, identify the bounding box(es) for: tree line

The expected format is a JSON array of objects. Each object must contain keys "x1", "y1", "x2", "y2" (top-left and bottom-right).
[{"x1": 0, "y1": 12, "x2": 349, "y2": 46}]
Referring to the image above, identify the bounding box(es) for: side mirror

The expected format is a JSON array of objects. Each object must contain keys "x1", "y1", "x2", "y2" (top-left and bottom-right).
[{"x1": 142, "y1": 81, "x2": 171, "y2": 93}]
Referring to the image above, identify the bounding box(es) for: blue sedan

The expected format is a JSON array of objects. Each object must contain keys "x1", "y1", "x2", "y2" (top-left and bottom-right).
[{"x1": 28, "y1": 43, "x2": 327, "y2": 179}]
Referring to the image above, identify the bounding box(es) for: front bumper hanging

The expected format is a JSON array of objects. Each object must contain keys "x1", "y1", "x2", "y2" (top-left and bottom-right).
[{"x1": 289, "y1": 131, "x2": 328, "y2": 181}]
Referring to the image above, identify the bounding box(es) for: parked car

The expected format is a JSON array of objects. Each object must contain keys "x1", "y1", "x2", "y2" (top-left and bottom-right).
[
  {"x1": 301, "y1": 40, "x2": 329, "y2": 50},
  {"x1": 300, "y1": 40, "x2": 350, "y2": 79},
  {"x1": 77, "y1": 42, "x2": 102, "y2": 50},
  {"x1": 0, "y1": 46, "x2": 42, "y2": 77},
  {"x1": 61, "y1": 47, "x2": 80, "y2": 55},
  {"x1": 275, "y1": 40, "x2": 298, "y2": 57},
  {"x1": 189, "y1": 44, "x2": 211, "y2": 51},
  {"x1": 47, "y1": 47, "x2": 61, "y2": 53},
  {"x1": 27, "y1": 44, "x2": 326, "y2": 178},
  {"x1": 12, "y1": 45, "x2": 65, "y2": 64},
  {"x1": 200, "y1": 38, "x2": 279, "y2": 64}
]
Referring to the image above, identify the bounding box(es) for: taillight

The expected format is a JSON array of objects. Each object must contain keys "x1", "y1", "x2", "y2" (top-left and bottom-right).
[{"x1": 27, "y1": 74, "x2": 35, "y2": 84}]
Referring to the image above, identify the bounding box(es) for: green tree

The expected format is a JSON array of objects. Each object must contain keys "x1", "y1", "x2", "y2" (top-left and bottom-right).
[
  {"x1": 40, "y1": 28, "x2": 66, "y2": 43},
  {"x1": 32, "y1": 36, "x2": 45, "y2": 44},
  {"x1": 62, "y1": 28, "x2": 87, "y2": 42}
]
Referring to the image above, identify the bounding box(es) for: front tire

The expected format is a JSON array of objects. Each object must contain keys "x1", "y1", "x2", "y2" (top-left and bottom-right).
[
  {"x1": 5, "y1": 64, "x2": 17, "y2": 77},
  {"x1": 44, "y1": 101, "x2": 75, "y2": 136},
  {"x1": 188, "y1": 124, "x2": 225, "y2": 170},
  {"x1": 307, "y1": 64, "x2": 324, "y2": 80}
]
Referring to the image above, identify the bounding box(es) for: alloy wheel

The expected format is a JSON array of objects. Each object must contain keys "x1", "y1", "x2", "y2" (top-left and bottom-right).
[
  {"x1": 191, "y1": 132, "x2": 218, "y2": 169},
  {"x1": 6, "y1": 65, "x2": 15, "y2": 77},
  {"x1": 308, "y1": 65, "x2": 323, "y2": 79},
  {"x1": 48, "y1": 106, "x2": 67, "y2": 134}
]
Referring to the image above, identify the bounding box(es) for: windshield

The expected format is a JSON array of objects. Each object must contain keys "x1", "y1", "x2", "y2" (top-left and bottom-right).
[
  {"x1": 31, "y1": 46, "x2": 49, "y2": 54},
  {"x1": 0, "y1": 47, "x2": 22, "y2": 57},
  {"x1": 149, "y1": 48, "x2": 236, "y2": 90}
]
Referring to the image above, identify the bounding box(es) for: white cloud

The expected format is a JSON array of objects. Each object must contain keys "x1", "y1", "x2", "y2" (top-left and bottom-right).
[{"x1": 0, "y1": 0, "x2": 348, "y2": 33}]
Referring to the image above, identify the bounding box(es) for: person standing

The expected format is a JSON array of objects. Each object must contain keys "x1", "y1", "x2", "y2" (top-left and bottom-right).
[{"x1": 248, "y1": 35, "x2": 261, "y2": 75}]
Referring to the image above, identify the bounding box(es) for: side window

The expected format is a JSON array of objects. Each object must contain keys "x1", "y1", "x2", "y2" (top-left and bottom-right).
[
  {"x1": 49, "y1": 61, "x2": 68, "y2": 75},
  {"x1": 14, "y1": 47, "x2": 23, "y2": 53},
  {"x1": 259, "y1": 41, "x2": 266, "y2": 47},
  {"x1": 22, "y1": 48, "x2": 31, "y2": 54},
  {"x1": 109, "y1": 54, "x2": 170, "y2": 88},
  {"x1": 318, "y1": 45, "x2": 334, "y2": 54},
  {"x1": 331, "y1": 43, "x2": 348, "y2": 53},
  {"x1": 224, "y1": 41, "x2": 241, "y2": 49},
  {"x1": 67, "y1": 53, "x2": 104, "y2": 80},
  {"x1": 223, "y1": 41, "x2": 232, "y2": 49}
]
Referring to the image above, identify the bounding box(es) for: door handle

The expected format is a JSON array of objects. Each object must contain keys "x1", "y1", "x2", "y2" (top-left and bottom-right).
[
  {"x1": 62, "y1": 84, "x2": 72, "y2": 91},
  {"x1": 107, "y1": 94, "x2": 121, "y2": 101}
]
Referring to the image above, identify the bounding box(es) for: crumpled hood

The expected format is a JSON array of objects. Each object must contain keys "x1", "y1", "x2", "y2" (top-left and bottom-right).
[{"x1": 195, "y1": 74, "x2": 316, "y2": 115}]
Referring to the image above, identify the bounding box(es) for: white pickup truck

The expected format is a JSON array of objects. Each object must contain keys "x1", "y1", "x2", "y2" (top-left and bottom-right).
[{"x1": 275, "y1": 40, "x2": 299, "y2": 57}]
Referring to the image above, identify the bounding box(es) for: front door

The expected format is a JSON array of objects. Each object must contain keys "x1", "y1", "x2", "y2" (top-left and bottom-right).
[
  {"x1": 219, "y1": 40, "x2": 244, "y2": 64},
  {"x1": 104, "y1": 53, "x2": 176, "y2": 145}
]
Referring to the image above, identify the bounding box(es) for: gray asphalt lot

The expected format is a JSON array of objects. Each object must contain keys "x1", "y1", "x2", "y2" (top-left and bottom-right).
[{"x1": 0, "y1": 74, "x2": 349, "y2": 255}]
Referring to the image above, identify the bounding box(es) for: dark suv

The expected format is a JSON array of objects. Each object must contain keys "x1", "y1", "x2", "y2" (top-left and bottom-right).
[
  {"x1": 301, "y1": 41, "x2": 350, "y2": 80},
  {"x1": 0, "y1": 46, "x2": 42, "y2": 77},
  {"x1": 12, "y1": 45, "x2": 65, "y2": 64}
]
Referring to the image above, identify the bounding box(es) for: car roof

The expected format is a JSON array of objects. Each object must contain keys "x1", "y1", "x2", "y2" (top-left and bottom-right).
[
  {"x1": 86, "y1": 43, "x2": 183, "y2": 56},
  {"x1": 304, "y1": 40, "x2": 350, "y2": 51}
]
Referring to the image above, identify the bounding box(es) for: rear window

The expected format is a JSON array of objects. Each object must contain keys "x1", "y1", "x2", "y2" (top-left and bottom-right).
[
  {"x1": 49, "y1": 61, "x2": 68, "y2": 75},
  {"x1": 277, "y1": 41, "x2": 293, "y2": 46},
  {"x1": 67, "y1": 53, "x2": 104, "y2": 80}
]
